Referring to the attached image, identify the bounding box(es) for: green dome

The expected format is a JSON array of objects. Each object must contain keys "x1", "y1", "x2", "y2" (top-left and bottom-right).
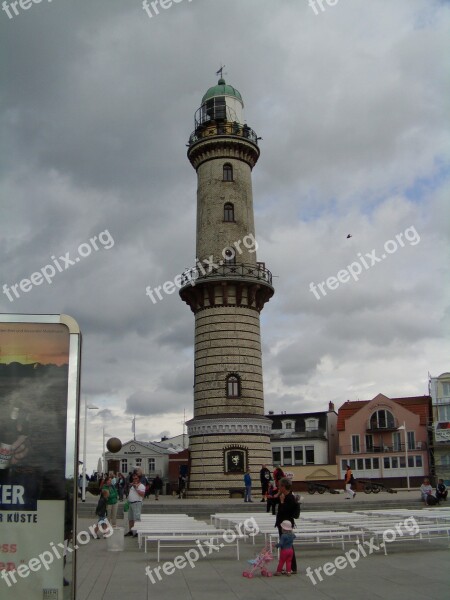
[{"x1": 201, "y1": 78, "x2": 243, "y2": 104}]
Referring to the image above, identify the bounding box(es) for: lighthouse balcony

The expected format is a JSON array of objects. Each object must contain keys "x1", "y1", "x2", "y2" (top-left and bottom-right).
[
  {"x1": 188, "y1": 121, "x2": 259, "y2": 147},
  {"x1": 180, "y1": 261, "x2": 273, "y2": 289}
]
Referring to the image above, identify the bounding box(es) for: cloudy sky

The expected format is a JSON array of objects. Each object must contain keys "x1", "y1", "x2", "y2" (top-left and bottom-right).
[{"x1": 1, "y1": 0, "x2": 449, "y2": 472}]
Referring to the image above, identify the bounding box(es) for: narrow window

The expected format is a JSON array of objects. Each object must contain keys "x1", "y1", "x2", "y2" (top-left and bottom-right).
[
  {"x1": 305, "y1": 446, "x2": 315, "y2": 464},
  {"x1": 223, "y1": 163, "x2": 233, "y2": 181},
  {"x1": 351, "y1": 435, "x2": 360, "y2": 453},
  {"x1": 224, "y1": 203, "x2": 234, "y2": 222},
  {"x1": 272, "y1": 447, "x2": 281, "y2": 466},
  {"x1": 282, "y1": 447, "x2": 293, "y2": 466},
  {"x1": 294, "y1": 447, "x2": 303, "y2": 465},
  {"x1": 226, "y1": 374, "x2": 241, "y2": 398}
]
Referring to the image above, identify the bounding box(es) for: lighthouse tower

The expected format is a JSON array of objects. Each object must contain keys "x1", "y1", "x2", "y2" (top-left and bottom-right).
[{"x1": 180, "y1": 77, "x2": 274, "y2": 497}]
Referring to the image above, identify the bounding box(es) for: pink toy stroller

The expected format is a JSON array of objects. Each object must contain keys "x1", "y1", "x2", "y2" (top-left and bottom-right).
[{"x1": 242, "y1": 541, "x2": 274, "y2": 578}]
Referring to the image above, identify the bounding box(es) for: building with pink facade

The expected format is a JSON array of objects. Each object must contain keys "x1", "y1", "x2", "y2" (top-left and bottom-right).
[{"x1": 336, "y1": 393, "x2": 432, "y2": 487}]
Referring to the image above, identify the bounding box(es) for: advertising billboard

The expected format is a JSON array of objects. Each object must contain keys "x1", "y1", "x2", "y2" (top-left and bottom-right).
[{"x1": 0, "y1": 314, "x2": 81, "y2": 600}]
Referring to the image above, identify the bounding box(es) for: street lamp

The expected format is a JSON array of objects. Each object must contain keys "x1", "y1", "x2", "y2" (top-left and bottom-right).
[
  {"x1": 82, "y1": 403, "x2": 99, "y2": 502},
  {"x1": 398, "y1": 423, "x2": 410, "y2": 489}
]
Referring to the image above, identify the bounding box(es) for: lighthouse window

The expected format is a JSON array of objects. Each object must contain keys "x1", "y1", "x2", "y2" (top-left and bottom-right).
[
  {"x1": 226, "y1": 374, "x2": 241, "y2": 398},
  {"x1": 223, "y1": 164, "x2": 233, "y2": 182},
  {"x1": 224, "y1": 202, "x2": 234, "y2": 222}
]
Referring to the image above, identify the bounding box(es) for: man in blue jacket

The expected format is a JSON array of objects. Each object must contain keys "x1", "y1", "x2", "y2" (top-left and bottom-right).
[{"x1": 244, "y1": 469, "x2": 253, "y2": 502}]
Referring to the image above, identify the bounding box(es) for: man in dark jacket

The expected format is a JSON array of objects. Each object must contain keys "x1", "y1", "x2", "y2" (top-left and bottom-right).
[
  {"x1": 275, "y1": 477, "x2": 297, "y2": 574},
  {"x1": 259, "y1": 464, "x2": 271, "y2": 502}
]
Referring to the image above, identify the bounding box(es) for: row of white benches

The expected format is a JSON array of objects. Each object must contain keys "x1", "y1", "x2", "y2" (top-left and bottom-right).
[{"x1": 132, "y1": 509, "x2": 450, "y2": 561}]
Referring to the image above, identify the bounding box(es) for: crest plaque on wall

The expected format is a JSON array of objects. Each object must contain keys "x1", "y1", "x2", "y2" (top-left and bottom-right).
[{"x1": 223, "y1": 446, "x2": 248, "y2": 473}]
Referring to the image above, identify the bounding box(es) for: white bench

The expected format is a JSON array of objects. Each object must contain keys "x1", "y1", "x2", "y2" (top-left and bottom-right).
[
  {"x1": 133, "y1": 524, "x2": 222, "y2": 549},
  {"x1": 143, "y1": 533, "x2": 241, "y2": 561}
]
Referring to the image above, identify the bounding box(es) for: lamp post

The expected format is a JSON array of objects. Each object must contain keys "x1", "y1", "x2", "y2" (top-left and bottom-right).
[
  {"x1": 398, "y1": 423, "x2": 410, "y2": 489},
  {"x1": 82, "y1": 403, "x2": 99, "y2": 502}
]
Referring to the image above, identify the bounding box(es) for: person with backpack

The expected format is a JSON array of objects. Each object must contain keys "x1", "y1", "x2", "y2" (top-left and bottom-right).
[{"x1": 275, "y1": 477, "x2": 298, "y2": 574}]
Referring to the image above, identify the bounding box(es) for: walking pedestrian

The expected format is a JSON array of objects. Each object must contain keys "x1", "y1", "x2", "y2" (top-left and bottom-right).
[{"x1": 344, "y1": 464, "x2": 356, "y2": 499}]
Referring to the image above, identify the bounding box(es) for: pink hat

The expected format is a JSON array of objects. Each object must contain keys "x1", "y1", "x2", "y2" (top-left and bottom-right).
[{"x1": 280, "y1": 520, "x2": 293, "y2": 531}]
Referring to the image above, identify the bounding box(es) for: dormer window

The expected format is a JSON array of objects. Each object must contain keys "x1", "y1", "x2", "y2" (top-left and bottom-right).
[
  {"x1": 305, "y1": 418, "x2": 319, "y2": 432},
  {"x1": 282, "y1": 421, "x2": 294, "y2": 430}
]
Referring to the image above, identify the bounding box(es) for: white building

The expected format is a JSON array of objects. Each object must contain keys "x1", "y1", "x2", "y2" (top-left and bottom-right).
[
  {"x1": 429, "y1": 372, "x2": 450, "y2": 484},
  {"x1": 267, "y1": 403, "x2": 338, "y2": 468},
  {"x1": 105, "y1": 437, "x2": 183, "y2": 481}
]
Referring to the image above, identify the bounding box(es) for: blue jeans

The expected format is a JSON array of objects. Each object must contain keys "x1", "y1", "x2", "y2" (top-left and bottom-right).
[{"x1": 245, "y1": 486, "x2": 252, "y2": 501}]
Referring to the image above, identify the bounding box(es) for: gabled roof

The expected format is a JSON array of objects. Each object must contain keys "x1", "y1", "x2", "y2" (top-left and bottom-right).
[{"x1": 337, "y1": 394, "x2": 431, "y2": 430}]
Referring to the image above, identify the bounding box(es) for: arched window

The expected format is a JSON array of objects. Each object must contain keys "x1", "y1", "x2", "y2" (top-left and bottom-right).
[
  {"x1": 223, "y1": 163, "x2": 233, "y2": 181},
  {"x1": 226, "y1": 374, "x2": 241, "y2": 398},
  {"x1": 369, "y1": 409, "x2": 395, "y2": 429},
  {"x1": 224, "y1": 202, "x2": 234, "y2": 222}
]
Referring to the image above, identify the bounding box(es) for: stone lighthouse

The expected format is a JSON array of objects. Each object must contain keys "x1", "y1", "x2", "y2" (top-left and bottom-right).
[{"x1": 179, "y1": 76, "x2": 274, "y2": 497}]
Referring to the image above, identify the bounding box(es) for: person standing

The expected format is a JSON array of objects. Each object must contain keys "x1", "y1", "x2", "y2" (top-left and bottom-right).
[
  {"x1": 117, "y1": 473, "x2": 126, "y2": 501},
  {"x1": 125, "y1": 473, "x2": 145, "y2": 537},
  {"x1": 244, "y1": 468, "x2": 253, "y2": 502},
  {"x1": 102, "y1": 476, "x2": 119, "y2": 527},
  {"x1": 152, "y1": 475, "x2": 163, "y2": 500},
  {"x1": 92, "y1": 489, "x2": 110, "y2": 539},
  {"x1": 259, "y1": 464, "x2": 271, "y2": 502},
  {"x1": 266, "y1": 482, "x2": 280, "y2": 515},
  {"x1": 345, "y1": 464, "x2": 356, "y2": 499},
  {"x1": 275, "y1": 477, "x2": 297, "y2": 574},
  {"x1": 273, "y1": 466, "x2": 285, "y2": 487}
]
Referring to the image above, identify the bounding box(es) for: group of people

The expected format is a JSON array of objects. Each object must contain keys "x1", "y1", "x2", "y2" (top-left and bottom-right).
[
  {"x1": 243, "y1": 464, "x2": 286, "y2": 507},
  {"x1": 89, "y1": 468, "x2": 164, "y2": 538},
  {"x1": 420, "y1": 478, "x2": 448, "y2": 506}
]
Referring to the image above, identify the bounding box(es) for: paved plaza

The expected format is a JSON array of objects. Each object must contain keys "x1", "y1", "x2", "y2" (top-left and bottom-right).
[{"x1": 72, "y1": 492, "x2": 450, "y2": 600}]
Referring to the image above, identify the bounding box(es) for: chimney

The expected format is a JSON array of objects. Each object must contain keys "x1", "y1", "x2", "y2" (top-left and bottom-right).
[{"x1": 328, "y1": 401, "x2": 335, "y2": 412}]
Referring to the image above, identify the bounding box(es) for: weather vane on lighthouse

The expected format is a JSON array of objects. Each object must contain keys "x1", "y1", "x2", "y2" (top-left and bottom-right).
[{"x1": 216, "y1": 65, "x2": 226, "y2": 78}]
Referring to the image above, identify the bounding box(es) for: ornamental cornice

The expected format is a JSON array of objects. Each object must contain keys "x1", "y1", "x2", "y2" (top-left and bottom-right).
[{"x1": 187, "y1": 416, "x2": 272, "y2": 437}]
